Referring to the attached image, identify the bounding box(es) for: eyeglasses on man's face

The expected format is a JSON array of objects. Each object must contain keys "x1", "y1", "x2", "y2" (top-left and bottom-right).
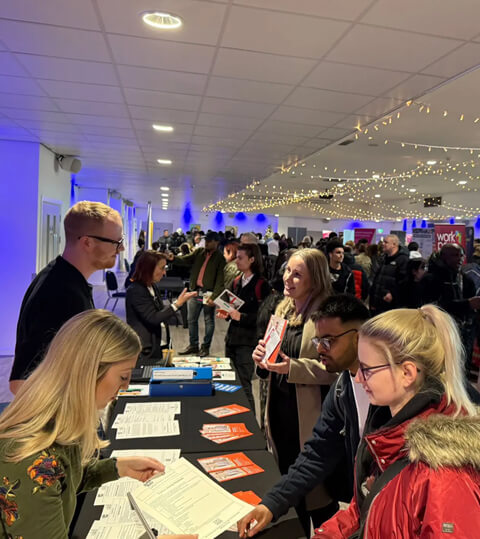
[
  {"x1": 311, "y1": 328, "x2": 358, "y2": 351},
  {"x1": 79, "y1": 234, "x2": 125, "y2": 251}
]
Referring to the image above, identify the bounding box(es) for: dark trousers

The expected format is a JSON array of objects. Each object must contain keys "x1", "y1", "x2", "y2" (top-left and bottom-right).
[
  {"x1": 226, "y1": 344, "x2": 255, "y2": 411},
  {"x1": 187, "y1": 297, "x2": 215, "y2": 348}
]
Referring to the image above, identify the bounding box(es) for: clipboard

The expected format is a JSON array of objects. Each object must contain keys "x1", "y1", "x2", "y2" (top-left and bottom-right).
[
  {"x1": 262, "y1": 315, "x2": 287, "y2": 364},
  {"x1": 127, "y1": 491, "x2": 158, "y2": 538}
]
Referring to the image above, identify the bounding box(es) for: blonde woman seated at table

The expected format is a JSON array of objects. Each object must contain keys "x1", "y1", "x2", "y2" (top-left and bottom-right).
[{"x1": 0, "y1": 309, "x2": 196, "y2": 539}]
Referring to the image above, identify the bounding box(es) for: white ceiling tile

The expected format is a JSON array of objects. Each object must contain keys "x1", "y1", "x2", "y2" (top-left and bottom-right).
[
  {"x1": 334, "y1": 114, "x2": 376, "y2": 130},
  {"x1": 233, "y1": 0, "x2": 374, "y2": 20},
  {"x1": 270, "y1": 106, "x2": 345, "y2": 127},
  {"x1": 297, "y1": 137, "x2": 334, "y2": 149},
  {"x1": 422, "y1": 43, "x2": 480, "y2": 78},
  {"x1": 124, "y1": 88, "x2": 201, "y2": 111},
  {"x1": 197, "y1": 112, "x2": 263, "y2": 130},
  {"x1": 383, "y1": 74, "x2": 446, "y2": 100},
  {"x1": 82, "y1": 134, "x2": 139, "y2": 148},
  {"x1": 0, "y1": 75, "x2": 46, "y2": 96},
  {"x1": 17, "y1": 119, "x2": 79, "y2": 133},
  {"x1": 54, "y1": 99, "x2": 129, "y2": 117},
  {"x1": 206, "y1": 76, "x2": 293, "y2": 104},
  {"x1": 108, "y1": 34, "x2": 215, "y2": 73},
  {"x1": 37, "y1": 80, "x2": 124, "y2": 103},
  {"x1": 259, "y1": 120, "x2": 321, "y2": 137},
  {"x1": 193, "y1": 125, "x2": 253, "y2": 140},
  {"x1": 15, "y1": 54, "x2": 118, "y2": 85},
  {"x1": 285, "y1": 87, "x2": 374, "y2": 113},
  {"x1": 201, "y1": 97, "x2": 276, "y2": 118},
  {"x1": 222, "y1": 5, "x2": 350, "y2": 58},
  {"x1": 118, "y1": 65, "x2": 207, "y2": 94},
  {"x1": 303, "y1": 61, "x2": 410, "y2": 96},
  {"x1": 249, "y1": 132, "x2": 310, "y2": 146},
  {"x1": 97, "y1": 0, "x2": 227, "y2": 46},
  {"x1": 317, "y1": 126, "x2": 354, "y2": 140},
  {"x1": 0, "y1": 20, "x2": 110, "y2": 61},
  {"x1": 191, "y1": 135, "x2": 244, "y2": 148},
  {"x1": 137, "y1": 131, "x2": 192, "y2": 144},
  {"x1": 362, "y1": 0, "x2": 480, "y2": 41},
  {"x1": 0, "y1": 108, "x2": 70, "y2": 124},
  {"x1": 80, "y1": 125, "x2": 136, "y2": 138},
  {"x1": 0, "y1": 94, "x2": 60, "y2": 111},
  {"x1": 0, "y1": 0, "x2": 100, "y2": 30},
  {"x1": 212, "y1": 48, "x2": 316, "y2": 84},
  {"x1": 0, "y1": 52, "x2": 29, "y2": 77},
  {"x1": 129, "y1": 105, "x2": 197, "y2": 123},
  {"x1": 327, "y1": 25, "x2": 462, "y2": 72},
  {"x1": 355, "y1": 96, "x2": 404, "y2": 117},
  {"x1": 66, "y1": 114, "x2": 132, "y2": 128}
]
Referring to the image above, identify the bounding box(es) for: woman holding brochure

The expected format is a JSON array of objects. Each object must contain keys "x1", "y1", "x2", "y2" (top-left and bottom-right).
[
  {"x1": 252, "y1": 248, "x2": 337, "y2": 535},
  {"x1": 218, "y1": 243, "x2": 270, "y2": 410},
  {"x1": 0, "y1": 309, "x2": 196, "y2": 539}
]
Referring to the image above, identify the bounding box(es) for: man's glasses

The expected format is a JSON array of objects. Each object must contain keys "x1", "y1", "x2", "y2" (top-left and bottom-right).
[
  {"x1": 311, "y1": 328, "x2": 358, "y2": 351},
  {"x1": 79, "y1": 234, "x2": 124, "y2": 251}
]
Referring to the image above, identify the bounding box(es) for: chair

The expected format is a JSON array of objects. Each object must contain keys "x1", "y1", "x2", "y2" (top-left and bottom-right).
[{"x1": 104, "y1": 271, "x2": 126, "y2": 311}]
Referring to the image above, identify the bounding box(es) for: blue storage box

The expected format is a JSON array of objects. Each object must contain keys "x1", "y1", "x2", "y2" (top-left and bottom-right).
[{"x1": 149, "y1": 367, "x2": 213, "y2": 397}]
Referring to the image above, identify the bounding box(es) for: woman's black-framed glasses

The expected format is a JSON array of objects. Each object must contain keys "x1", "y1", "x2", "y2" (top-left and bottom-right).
[
  {"x1": 357, "y1": 363, "x2": 393, "y2": 381},
  {"x1": 79, "y1": 234, "x2": 124, "y2": 251},
  {"x1": 311, "y1": 328, "x2": 358, "y2": 351}
]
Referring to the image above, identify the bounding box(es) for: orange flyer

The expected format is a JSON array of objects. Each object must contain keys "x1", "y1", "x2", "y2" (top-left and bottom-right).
[
  {"x1": 204, "y1": 404, "x2": 250, "y2": 418},
  {"x1": 233, "y1": 490, "x2": 262, "y2": 505},
  {"x1": 197, "y1": 452, "x2": 256, "y2": 473}
]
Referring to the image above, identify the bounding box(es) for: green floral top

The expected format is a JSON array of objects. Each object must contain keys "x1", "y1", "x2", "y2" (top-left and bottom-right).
[{"x1": 0, "y1": 441, "x2": 118, "y2": 539}]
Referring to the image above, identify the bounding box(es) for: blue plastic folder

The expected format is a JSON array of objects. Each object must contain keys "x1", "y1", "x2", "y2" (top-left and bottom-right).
[{"x1": 149, "y1": 367, "x2": 213, "y2": 397}]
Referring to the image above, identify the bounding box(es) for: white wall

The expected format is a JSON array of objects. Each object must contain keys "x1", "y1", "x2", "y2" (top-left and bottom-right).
[{"x1": 36, "y1": 145, "x2": 71, "y2": 272}]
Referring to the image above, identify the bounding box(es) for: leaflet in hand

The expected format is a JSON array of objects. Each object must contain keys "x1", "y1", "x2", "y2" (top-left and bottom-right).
[
  {"x1": 197, "y1": 452, "x2": 264, "y2": 482},
  {"x1": 204, "y1": 404, "x2": 250, "y2": 418},
  {"x1": 200, "y1": 423, "x2": 253, "y2": 444},
  {"x1": 131, "y1": 457, "x2": 252, "y2": 539},
  {"x1": 214, "y1": 289, "x2": 245, "y2": 313},
  {"x1": 262, "y1": 315, "x2": 288, "y2": 364}
]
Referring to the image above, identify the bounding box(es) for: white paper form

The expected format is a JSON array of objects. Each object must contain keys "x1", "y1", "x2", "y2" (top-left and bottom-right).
[
  {"x1": 95, "y1": 477, "x2": 141, "y2": 506},
  {"x1": 115, "y1": 420, "x2": 180, "y2": 439},
  {"x1": 112, "y1": 413, "x2": 177, "y2": 429},
  {"x1": 99, "y1": 500, "x2": 173, "y2": 536},
  {"x1": 123, "y1": 401, "x2": 181, "y2": 415},
  {"x1": 86, "y1": 520, "x2": 145, "y2": 539},
  {"x1": 110, "y1": 449, "x2": 181, "y2": 464},
  {"x1": 132, "y1": 458, "x2": 252, "y2": 539}
]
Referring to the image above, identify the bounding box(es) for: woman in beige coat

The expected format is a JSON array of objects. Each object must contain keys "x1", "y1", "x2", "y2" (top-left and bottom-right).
[{"x1": 253, "y1": 248, "x2": 337, "y2": 535}]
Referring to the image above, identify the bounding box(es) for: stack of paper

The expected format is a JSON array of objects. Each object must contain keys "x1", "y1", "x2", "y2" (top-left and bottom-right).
[
  {"x1": 197, "y1": 452, "x2": 264, "y2": 482},
  {"x1": 112, "y1": 401, "x2": 181, "y2": 440},
  {"x1": 131, "y1": 458, "x2": 253, "y2": 539},
  {"x1": 117, "y1": 384, "x2": 150, "y2": 397},
  {"x1": 212, "y1": 370, "x2": 236, "y2": 380},
  {"x1": 200, "y1": 423, "x2": 253, "y2": 444},
  {"x1": 204, "y1": 404, "x2": 250, "y2": 418},
  {"x1": 172, "y1": 356, "x2": 232, "y2": 369},
  {"x1": 88, "y1": 449, "x2": 181, "y2": 539}
]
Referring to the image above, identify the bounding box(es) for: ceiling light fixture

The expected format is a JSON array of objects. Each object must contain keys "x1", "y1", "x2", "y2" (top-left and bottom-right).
[
  {"x1": 458, "y1": 180, "x2": 467, "y2": 185},
  {"x1": 157, "y1": 159, "x2": 172, "y2": 165},
  {"x1": 348, "y1": 198, "x2": 354, "y2": 202},
  {"x1": 374, "y1": 194, "x2": 381, "y2": 198},
  {"x1": 427, "y1": 160, "x2": 437, "y2": 165},
  {"x1": 142, "y1": 12, "x2": 182, "y2": 30},
  {"x1": 153, "y1": 124, "x2": 174, "y2": 132},
  {"x1": 274, "y1": 214, "x2": 279, "y2": 217},
  {"x1": 160, "y1": 186, "x2": 170, "y2": 191},
  {"x1": 161, "y1": 193, "x2": 169, "y2": 197},
  {"x1": 409, "y1": 188, "x2": 417, "y2": 192},
  {"x1": 311, "y1": 189, "x2": 318, "y2": 194}
]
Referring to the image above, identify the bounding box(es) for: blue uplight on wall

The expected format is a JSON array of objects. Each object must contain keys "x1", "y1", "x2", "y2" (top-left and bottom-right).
[
  {"x1": 214, "y1": 211, "x2": 224, "y2": 227},
  {"x1": 412, "y1": 219, "x2": 417, "y2": 229},
  {"x1": 70, "y1": 175, "x2": 76, "y2": 206},
  {"x1": 255, "y1": 213, "x2": 267, "y2": 223},
  {"x1": 235, "y1": 212, "x2": 247, "y2": 222},
  {"x1": 449, "y1": 217, "x2": 455, "y2": 225},
  {"x1": 421, "y1": 219, "x2": 427, "y2": 228},
  {"x1": 402, "y1": 219, "x2": 407, "y2": 232},
  {"x1": 349, "y1": 221, "x2": 362, "y2": 229},
  {"x1": 475, "y1": 216, "x2": 480, "y2": 229},
  {"x1": 182, "y1": 203, "x2": 193, "y2": 228}
]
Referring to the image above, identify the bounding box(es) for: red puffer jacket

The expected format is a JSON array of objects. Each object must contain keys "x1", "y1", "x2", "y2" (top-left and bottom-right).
[{"x1": 313, "y1": 397, "x2": 480, "y2": 538}]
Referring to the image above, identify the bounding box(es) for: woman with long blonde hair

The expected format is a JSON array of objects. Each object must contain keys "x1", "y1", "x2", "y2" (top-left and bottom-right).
[
  {"x1": 314, "y1": 305, "x2": 480, "y2": 538},
  {"x1": 252, "y1": 248, "x2": 337, "y2": 534},
  {"x1": 0, "y1": 309, "x2": 196, "y2": 539}
]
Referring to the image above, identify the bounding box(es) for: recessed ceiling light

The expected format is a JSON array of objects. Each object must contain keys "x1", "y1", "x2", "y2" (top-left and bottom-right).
[
  {"x1": 142, "y1": 12, "x2": 182, "y2": 30},
  {"x1": 458, "y1": 180, "x2": 467, "y2": 185},
  {"x1": 409, "y1": 188, "x2": 417, "y2": 192},
  {"x1": 311, "y1": 189, "x2": 318, "y2": 194},
  {"x1": 153, "y1": 124, "x2": 174, "y2": 132},
  {"x1": 426, "y1": 160, "x2": 437, "y2": 165},
  {"x1": 274, "y1": 214, "x2": 279, "y2": 217},
  {"x1": 374, "y1": 194, "x2": 381, "y2": 198},
  {"x1": 160, "y1": 186, "x2": 170, "y2": 191},
  {"x1": 157, "y1": 159, "x2": 172, "y2": 165},
  {"x1": 161, "y1": 193, "x2": 169, "y2": 197},
  {"x1": 372, "y1": 174, "x2": 380, "y2": 179},
  {"x1": 348, "y1": 198, "x2": 354, "y2": 202}
]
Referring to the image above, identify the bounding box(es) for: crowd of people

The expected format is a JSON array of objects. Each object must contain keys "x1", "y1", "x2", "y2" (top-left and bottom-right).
[{"x1": 1, "y1": 200, "x2": 479, "y2": 537}]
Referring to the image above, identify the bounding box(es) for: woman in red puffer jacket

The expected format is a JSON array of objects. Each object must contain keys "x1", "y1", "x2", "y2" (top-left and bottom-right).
[{"x1": 313, "y1": 305, "x2": 480, "y2": 539}]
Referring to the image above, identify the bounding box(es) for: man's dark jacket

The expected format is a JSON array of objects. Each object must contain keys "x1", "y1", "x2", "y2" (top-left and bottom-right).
[{"x1": 370, "y1": 248, "x2": 409, "y2": 313}]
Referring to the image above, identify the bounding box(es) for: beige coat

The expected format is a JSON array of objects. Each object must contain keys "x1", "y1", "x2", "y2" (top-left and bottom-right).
[{"x1": 264, "y1": 302, "x2": 338, "y2": 510}]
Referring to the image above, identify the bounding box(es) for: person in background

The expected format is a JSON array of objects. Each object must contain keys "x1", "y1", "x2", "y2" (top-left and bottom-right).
[
  {"x1": 369, "y1": 234, "x2": 408, "y2": 315},
  {"x1": 240, "y1": 232, "x2": 259, "y2": 244},
  {"x1": 279, "y1": 234, "x2": 288, "y2": 252},
  {"x1": 126, "y1": 251, "x2": 196, "y2": 360},
  {"x1": 0, "y1": 309, "x2": 197, "y2": 539},
  {"x1": 252, "y1": 249, "x2": 337, "y2": 535},
  {"x1": 218, "y1": 243, "x2": 270, "y2": 410},
  {"x1": 158, "y1": 229, "x2": 171, "y2": 250},
  {"x1": 366, "y1": 243, "x2": 380, "y2": 283},
  {"x1": 397, "y1": 258, "x2": 427, "y2": 309},
  {"x1": 10, "y1": 201, "x2": 124, "y2": 395},
  {"x1": 354, "y1": 241, "x2": 371, "y2": 277},
  {"x1": 407, "y1": 240, "x2": 422, "y2": 259},
  {"x1": 267, "y1": 233, "x2": 280, "y2": 257},
  {"x1": 170, "y1": 232, "x2": 225, "y2": 357},
  {"x1": 223, "y1": 240, "x2": 241, "y2": 290},
  {"x1": 313, "y1": 306, "x2": 480, "y2": 538},
  {"x1": 238, "y1": 295, "x2": 370, "y2": 538},
  {"x1": 192, "y1": 231, "x2": 205, "y2": 250},
  {"x1": 343, "y1": 246, "x2": 370, "y2": 302},
  {"x1": 179, "y1": 242, "x2": 191, "y2": 256},
  {"x1": 326, "y1": 240, "x2": 355, "y2": 295},
  {"x1": 151, "y1": 241, "x2": 160, "y2": 252}
]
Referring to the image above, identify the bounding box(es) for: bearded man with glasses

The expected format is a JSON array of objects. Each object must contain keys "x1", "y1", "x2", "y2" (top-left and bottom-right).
[{"x1": 10, "y1": 201, "x2": 124, "y2": 394}]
